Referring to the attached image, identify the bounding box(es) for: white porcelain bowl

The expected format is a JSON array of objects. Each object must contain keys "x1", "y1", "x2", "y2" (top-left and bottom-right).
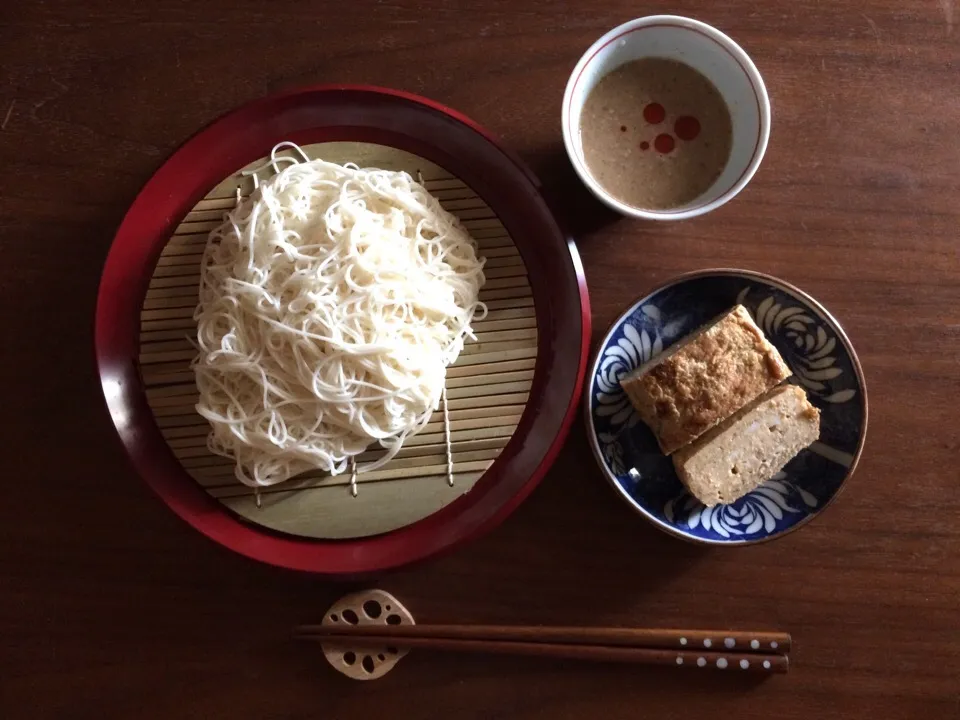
[{"x1": 562, "y1": 16, "x2": 771, "y2": 221}]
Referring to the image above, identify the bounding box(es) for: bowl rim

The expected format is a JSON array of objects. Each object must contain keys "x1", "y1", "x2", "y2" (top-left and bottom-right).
[
  {"x1": 584, "y1": 268, "x2": 868, "y2": 545},
  {"x1": 95, "y1": 84, "x2": 591, "y2": 575},
  {"x1": 560, "y1": 15, "x2": 771, "y2": 222}
]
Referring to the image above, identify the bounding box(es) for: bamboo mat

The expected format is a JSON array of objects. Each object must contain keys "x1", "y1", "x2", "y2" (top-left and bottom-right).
[{"x1": 138, "y1": 142, "x2": 538, "y2": 539}]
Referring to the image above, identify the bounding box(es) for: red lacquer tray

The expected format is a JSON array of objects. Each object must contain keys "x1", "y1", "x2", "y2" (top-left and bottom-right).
[{"x1": 95, "y1": 85, "x2": 590, "y2": 575}]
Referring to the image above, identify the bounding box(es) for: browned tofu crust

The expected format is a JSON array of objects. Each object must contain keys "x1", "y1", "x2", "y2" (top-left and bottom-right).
[{"x1": 620, "y1": 305, "x2": 791, "y2": 454}]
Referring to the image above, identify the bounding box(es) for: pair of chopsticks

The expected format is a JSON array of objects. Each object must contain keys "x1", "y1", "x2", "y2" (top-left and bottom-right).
[{"x1": 295, "y1": 623, "x2": 791, "y2": 673}]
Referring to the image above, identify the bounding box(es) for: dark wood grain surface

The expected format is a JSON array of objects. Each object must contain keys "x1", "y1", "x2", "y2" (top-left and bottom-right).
[{"x1": 2, "y1": 1, "x2": 958, "y2": 717}]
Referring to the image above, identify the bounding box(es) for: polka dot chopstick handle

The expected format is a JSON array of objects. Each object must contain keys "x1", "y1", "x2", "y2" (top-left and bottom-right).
[
  {"x1": 671, "y1": 649, "x2": 788, "y2": 673},
  {"x1": 673, "y1": 630, "x2": 790, "y2": 655}
]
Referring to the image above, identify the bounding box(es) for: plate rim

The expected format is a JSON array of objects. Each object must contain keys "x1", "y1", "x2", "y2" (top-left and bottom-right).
[
  {"x1": 584, "y1": 267, "x2": 868, "y2": 545},
  {"x1": 95, "y1": 85, "x2": 591, "y2": 574}
]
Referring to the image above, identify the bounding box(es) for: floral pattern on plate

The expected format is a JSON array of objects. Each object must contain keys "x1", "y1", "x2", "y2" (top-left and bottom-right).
[{"x1": 586, "y1": 271, "x2": 867, "y2": 544}]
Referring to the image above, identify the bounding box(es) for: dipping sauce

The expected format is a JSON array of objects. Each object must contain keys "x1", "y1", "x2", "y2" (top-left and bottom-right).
[{"x1": 579, "y1": 58, "x2": 733, "y2": 210}]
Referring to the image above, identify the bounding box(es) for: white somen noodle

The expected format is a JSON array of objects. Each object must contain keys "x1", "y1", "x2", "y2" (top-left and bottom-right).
[{"x1": 193, "y1": 143, "x2": 486, "y2": 488}]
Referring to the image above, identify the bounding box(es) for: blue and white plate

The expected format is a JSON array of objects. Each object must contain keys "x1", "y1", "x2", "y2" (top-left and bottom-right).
[{"x1": 586, "y1": 269, "x2": 868, "y2": 544}]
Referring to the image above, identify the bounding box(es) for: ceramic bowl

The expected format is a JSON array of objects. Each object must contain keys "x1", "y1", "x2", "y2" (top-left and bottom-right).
[
  {"x1": 585, "y1": 269, "x2": 867, "y2": 544},
  {"x1": 562, "y1": 16, "x2": 770, "y2": 220}
]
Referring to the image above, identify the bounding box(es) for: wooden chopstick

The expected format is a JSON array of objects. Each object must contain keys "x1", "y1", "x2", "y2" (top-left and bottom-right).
[
  {"x1": 295, "y1": 623, "x2": 791, "y2": 654},
  {"x1": 294, "y1": 624, "x2": 790, "y2": 673},
  {"x1": 297, "y1": 633, "x2": 788, "y2": 674}
]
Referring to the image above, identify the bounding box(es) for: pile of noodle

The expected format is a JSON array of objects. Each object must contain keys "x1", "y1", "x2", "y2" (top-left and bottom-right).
[{"x1": 193, "y1": 144, "x2": 486, "y2": 488}]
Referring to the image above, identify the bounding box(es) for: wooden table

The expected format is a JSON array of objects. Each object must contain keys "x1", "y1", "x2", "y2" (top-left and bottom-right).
[{"x1": 2, "y1": 1, "x2": 958, "y2": 717}]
